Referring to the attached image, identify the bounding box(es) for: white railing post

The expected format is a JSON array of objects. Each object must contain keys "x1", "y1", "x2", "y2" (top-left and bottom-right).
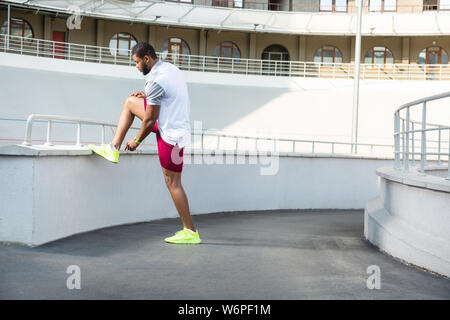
[
  {"x1": 438, "y1": 126, "x2": 441, "y2": 165},
  {"x1": 404, "y1": 107, "x2": 410, "y2": 171},
  {"x1": 420, "y1": 102, "x2": 427, "y2": 175},
  {"x1": 402, "y1": 119, "x2": 406, "y2": 170},
  {"x1": 23, "y1": 114, "x2": 35, "y2": 146},
  {"x1": 76, "y1": 122, "x2": 82, "y2": 147},
  {"x1": 203, "y1": 56, "x2": 205, "y2": 72},
  {"x1": 246, "y1": 59, "x2": 248, "y2": 75},
  {"x1": 394, "y1": 111, "x2": 401, "y2": 170},
  {"x1": 45, "y1": 120, "x2": 53, "y2": 146},
  {"x1": 411, "y1": 121, "x2": 415, "y2": 167},
  {"x1": 37, "y1": 39, "x2": 40, "y2": 56}
]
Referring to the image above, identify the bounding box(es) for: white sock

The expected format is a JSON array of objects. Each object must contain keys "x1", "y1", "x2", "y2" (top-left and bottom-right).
[
  {"x1": 185, "y1": 228, "x2": 196, "y2": 234},
  {"x1": 110, "y1": 143, "x2": 119, "y2": 151}
]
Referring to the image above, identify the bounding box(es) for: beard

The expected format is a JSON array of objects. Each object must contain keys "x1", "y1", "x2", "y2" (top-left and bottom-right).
[{"x1": 142, "y1": 64, "x2": 151, "y2": 75}]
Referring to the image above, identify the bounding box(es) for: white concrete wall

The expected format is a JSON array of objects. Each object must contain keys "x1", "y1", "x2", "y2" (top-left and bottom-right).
[
  {"x1": 0, "y1": 146, "x2": 393, "y2": 246},
  {"x1": 365, "y1": 167, "x2": 450, "y2": 277},
  {"x1": 1, "y1": 52, "x2": 449, "y2": 150}
]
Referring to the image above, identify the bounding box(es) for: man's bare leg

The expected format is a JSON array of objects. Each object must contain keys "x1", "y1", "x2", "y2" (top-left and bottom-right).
[
  {"x1": 111, "y1": 96, "x2": 145, "y2": 150},
  {"x1": 162, "y1": 167, "x2": 196, "y2": 232}
]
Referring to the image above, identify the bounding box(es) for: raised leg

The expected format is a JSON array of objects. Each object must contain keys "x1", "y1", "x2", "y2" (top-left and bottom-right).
[{"x1": 111, "y1": 96, "x2": 146, "y2": 151}]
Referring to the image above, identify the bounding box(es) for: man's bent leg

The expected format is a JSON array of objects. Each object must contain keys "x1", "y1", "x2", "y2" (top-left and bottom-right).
[
  {"x1": 162, "y1": 167, "x2": 196, "y2": 232},
  {"x1": 112, "y1": 96, "x2": 146, "y2": 150}
]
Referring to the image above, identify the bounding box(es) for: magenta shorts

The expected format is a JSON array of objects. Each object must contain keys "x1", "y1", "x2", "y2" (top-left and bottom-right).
[{"x1": 145, "y1": 99, "x2": 184, "y2": 173}]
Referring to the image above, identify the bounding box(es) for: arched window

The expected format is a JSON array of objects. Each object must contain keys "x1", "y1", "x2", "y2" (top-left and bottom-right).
[
  {"x1": 418, "y1": 46, "x2": 449, "y2": 65},
  {"x1": 213, "y1": 41, "x2": 241, "y2": 59},
  {"x1": 418, "y1": 46, "x2": 449, "y2": 80},
  {"x1": 364, "y1": 46, "x2": 394, "y2": 65},
  {"x1": 314, "y1": 46, "x2": 343, "y2": 66},
  {"x1": 261, "y1": 44, "x2": 290, "y2": 76},
  {"x1": 1, "y1": 17, "x2": 33, "y2": 39},
  {"x1": 161, "y1": 38, "x2": 190, "y2": 65},
  {"x1": 261, "y1": 44, "x2": 290, "y2": 61},
  {"x1": 109, "y1": 33, "x2": 137, "y2": 57}
]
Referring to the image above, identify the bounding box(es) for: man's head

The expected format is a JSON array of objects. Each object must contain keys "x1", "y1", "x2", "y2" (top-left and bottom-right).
[{"x1": 131, "y1": 42, "x2": 158, "y2": 75}]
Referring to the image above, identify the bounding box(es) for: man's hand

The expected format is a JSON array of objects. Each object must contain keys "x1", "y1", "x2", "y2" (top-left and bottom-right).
[
  {"x1": 130, "y1": 91, "x2": 146, "y2": 99},
  {"x1": 124, "y1": 138, "x2": 138, "y2": 151}
]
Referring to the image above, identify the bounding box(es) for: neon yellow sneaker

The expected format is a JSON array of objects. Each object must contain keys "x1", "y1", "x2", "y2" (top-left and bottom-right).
[
  {"x1": 164, "y1": 228, "x2": 202, "y2": 244},
  {"x1": 88, "y1": 144, "x2": 119, "y2": 163}
]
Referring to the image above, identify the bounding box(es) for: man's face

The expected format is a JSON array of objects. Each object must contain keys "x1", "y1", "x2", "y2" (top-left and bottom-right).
[{"x1": 133, "y1": 54, "x2": 151, "y2": 75}]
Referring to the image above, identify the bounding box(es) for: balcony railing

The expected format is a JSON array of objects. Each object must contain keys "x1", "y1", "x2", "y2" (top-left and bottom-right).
[
  {"x1": 394, "y1": 91, "x2": 450, "y2": 178},
  {"x1": 1, "y1": 34, "x2": 449, "y2": 80}
]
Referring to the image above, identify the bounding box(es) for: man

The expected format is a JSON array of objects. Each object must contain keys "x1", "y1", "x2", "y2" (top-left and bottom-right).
[{"x1": 88, "y1": 42, "x2": 201, "y2": 244}]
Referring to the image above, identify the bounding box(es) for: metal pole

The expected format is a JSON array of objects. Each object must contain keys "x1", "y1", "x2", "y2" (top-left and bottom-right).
[
  {"x1": 76, "y1": 123, "x2": 81, "y2": 147},
  {"x1": 420, "y1": 102, "x2": 427, "y2": 175},
  {"x1": 351, "y1": 0, "x2": 364, "y2": 154},
  {"x1": 438, "y1": 127, "x2": 441, "y2": 165},
  {"x1": 404, "y1": 108, "x2": 410, "y2": 172},
  {"x1": 394, "y1": 112, "x2": 401, "y2": 170},
  {"x1": 45, "y1": 120, "x2": 53, "y2": 146},
  {"x1": 6, "y1": 4, "x2": 10, "y2": 50}
]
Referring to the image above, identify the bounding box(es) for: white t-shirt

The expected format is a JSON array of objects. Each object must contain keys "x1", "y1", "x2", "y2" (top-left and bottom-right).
[{"x1": 144, "y1": 60, "x2": 191, "y2": 148}]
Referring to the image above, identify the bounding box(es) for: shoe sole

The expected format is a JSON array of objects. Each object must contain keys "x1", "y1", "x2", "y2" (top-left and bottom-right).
[{"x1": 164, "y1": 239, "x2": 202, "y2": 244}]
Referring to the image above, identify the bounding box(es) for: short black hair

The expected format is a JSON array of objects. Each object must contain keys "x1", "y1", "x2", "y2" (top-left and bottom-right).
[{"x1": 131, "y1": 42, "x2": 158, "y2": 59}]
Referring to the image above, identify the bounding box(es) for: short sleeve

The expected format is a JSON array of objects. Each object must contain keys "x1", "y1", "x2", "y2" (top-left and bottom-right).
[{"x1": 145, "y1": 81, "x2": 165, "y2": 106}]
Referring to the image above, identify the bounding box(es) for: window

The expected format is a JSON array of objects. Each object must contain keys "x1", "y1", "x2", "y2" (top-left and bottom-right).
[
  {"x1": 261, "y1": 45, "x2": 290, "y2": 75},
  {"x1": 0, "y1": 17, "x2": 33, "y2": 39},
  {"x1": 364, "y1": 47, "x2": 394, "y2": 65},
  {"x1": 423, "y1": 0, "x2": 450, "y2": 11},
  {"x1": 161, "y1": 38, "x2": 191, "y2": 65},
  {"x1": 109, "y1": 33, "x2": 136, "y2": 57},
  {"x1": 234, "y1": 0, "x2": 244, "y2": 8},
  {"x1": 212, "y1": 0, "x2": 229, "y2": 7},
  {"x1": 213, "y1": 42, "x2": 241, "y2": 60},
  {"x1": 369, "y1": 0, "x2": 397, "y2": 12},
  {"x1": 269, "y1": 0, "x2": 281, "y2": 11},
  {"x1": 319, "y1": 0, "x2": 348, "y2": 12},
  {"x1": 418, "y1": 46, "x2": 449, "y2": 65},
  {"x1": 314, "y1": 46, "x2": 343, "y2": 66}
]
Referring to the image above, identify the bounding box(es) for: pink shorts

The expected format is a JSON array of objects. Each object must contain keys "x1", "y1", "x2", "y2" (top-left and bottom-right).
[{"x1": 145, "y1": 99, "x2": 184, "y2": 173}]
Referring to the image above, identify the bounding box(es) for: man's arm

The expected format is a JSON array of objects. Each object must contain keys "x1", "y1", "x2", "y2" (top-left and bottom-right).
[{"x1": 136, "y1": 103, "x2": 160, "y2": 143}]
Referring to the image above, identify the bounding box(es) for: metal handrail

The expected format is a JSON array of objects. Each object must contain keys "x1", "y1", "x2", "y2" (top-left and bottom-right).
[
  {"x1": 393, "y1": 91, "x2": 450, "y2": 179},
  {"x1": 21, "y1": 114, "x2": 394, "y2": 155},
  {"x1": 2, "y1": 34, "x2": 450, "y2": 80},
  {"x1": 22, "y1": 114, "x2": 142, "y2": 147}
]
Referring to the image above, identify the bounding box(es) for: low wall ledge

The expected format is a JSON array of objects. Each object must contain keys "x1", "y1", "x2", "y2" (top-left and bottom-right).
[
  {"x1": 0, "y1": 144, "x2": 394, "y2": 160},
  {"x1": 376, "y1": 166, "x2": 450, "y2": 193}
]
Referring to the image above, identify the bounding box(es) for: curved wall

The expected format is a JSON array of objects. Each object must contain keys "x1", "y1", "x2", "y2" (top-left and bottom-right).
[
  {"x1": 0, "y1": 145, "x2": 393, "y2": 246},
  {"x1": 365, "y1": 167, "x2": 450, "y2": 277}
]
